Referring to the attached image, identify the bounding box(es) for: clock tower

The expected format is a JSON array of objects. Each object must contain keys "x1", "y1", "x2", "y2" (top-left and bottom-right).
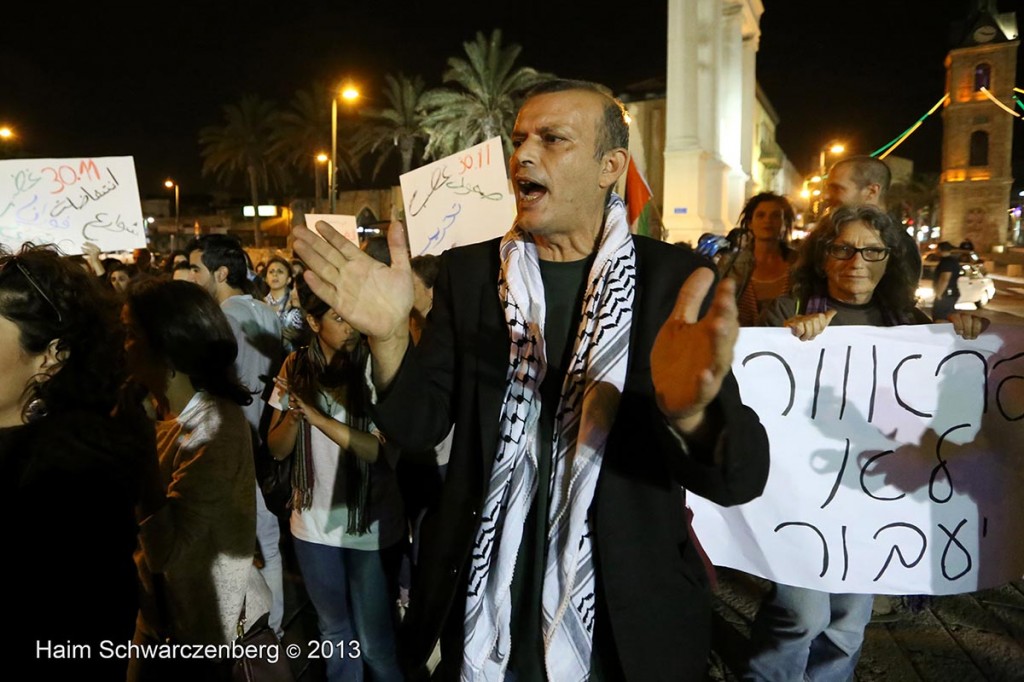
[{"x1": 939, "y1": 1, "x2": 1019, "y2": 253}]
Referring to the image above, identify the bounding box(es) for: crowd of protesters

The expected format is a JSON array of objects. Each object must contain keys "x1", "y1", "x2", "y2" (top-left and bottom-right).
[{"x1": 2, "y1": 79, "x2": 997, "y2": 682}]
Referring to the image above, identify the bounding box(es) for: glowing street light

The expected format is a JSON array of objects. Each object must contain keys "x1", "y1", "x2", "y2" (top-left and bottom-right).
[
  {"x1": 814, "y1": 141, "x2": 846, "y2": 218},
  {"x1": 164, "y1": 179, "x2": 181, "y2": 247},
  {"x1": 315, "y1": 153, "x2": 328, "y2": 211},
  {"x1": 819, "y1": 142, "x2": 845, "y2": 178},
  {"x1": 330, "y1": 84, "x2": 360, "y2": 214},
  {"x1": 0, "y1": 126, "x2": 13, "y2": 140}
]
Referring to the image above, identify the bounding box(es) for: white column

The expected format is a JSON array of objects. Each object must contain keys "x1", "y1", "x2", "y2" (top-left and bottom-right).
[
  {"x1": 664, "y1": 0, "x2": 728, "y2": 245},
  {"x1": 740, "y1": 34, "x2": 758, "y2": 201},
  {"x1": 720, "y1": 2, "x2": 746, "y2": 227}
]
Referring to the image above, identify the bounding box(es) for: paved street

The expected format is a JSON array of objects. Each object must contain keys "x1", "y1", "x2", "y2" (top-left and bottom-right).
[{"x1": 710, "y1": 568, "x2": 1024, "y2": 682}]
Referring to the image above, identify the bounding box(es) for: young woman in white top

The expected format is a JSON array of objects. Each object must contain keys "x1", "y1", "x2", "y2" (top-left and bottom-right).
[{"x1": 267, "y1": 280, "x2": 404, "y2": 682}]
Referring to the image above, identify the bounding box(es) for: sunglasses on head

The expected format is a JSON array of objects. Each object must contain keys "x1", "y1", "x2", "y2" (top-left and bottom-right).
[{"x1": 0, "y1": 257, "x2": 63, "y2": 323}]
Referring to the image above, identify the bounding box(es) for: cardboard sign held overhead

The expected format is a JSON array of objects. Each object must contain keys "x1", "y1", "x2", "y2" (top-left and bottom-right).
[
  {"x1": 304, "y1": 214, "x2": 359, "y2": 245},
  {"x1": 400, "y1": 137, "x2": 516, "y2": 256},
  {"x1": 0, "y1": 156, "x2": 147, "y2": 255}
]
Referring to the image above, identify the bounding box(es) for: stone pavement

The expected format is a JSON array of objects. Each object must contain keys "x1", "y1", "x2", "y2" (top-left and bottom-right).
[{"x1": 709, "y1": 567, "x2": 1024, "y2": 682}]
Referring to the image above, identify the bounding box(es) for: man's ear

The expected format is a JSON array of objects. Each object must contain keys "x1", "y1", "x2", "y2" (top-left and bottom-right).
[
  {"x1": 40, "y1": 339, "x2": 68, "y2": 376},
  {"x1": 214, "y1": 265, "x2": 229, "y2": 284},
  {"x1": 863, "y1": 183, "x2": 882, "y2": 203},
  {"x1": 599, "y1": 147, "x2": 629, "y2": 190}
]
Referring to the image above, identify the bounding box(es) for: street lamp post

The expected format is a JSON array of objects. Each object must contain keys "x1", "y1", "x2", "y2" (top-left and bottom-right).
[
  {"x1": 330, "y1": 84, "x2": 360, "y2": 214},
  {"x1": 814, "y1": 142, "x2": 845, "y2": 218},
  {"x1": 315, "y1": 153, "x2": 328, "y2": 212},
  {"x1": 164, "y1": 179, "x2": 180, "y2": 250}
]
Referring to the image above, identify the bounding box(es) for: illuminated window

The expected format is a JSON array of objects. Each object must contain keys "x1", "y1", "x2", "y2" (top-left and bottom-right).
[
  {"x1": 969, "y1": 131, "x2": 989, "y2": 166},
  {"x1": 974, "y1": 64, "x2": 991, "y2": 91}
]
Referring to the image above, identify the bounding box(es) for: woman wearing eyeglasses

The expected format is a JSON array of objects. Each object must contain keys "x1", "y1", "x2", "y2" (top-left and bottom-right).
[
  {"x1": 0, "y1": 244, "x2": 149, "y2": 676},
  {"x1": 745, "y1": 205, "x2": 986, "y2": 681}
]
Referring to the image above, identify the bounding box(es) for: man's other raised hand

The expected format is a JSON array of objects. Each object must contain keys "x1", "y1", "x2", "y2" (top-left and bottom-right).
[{"x1": 292, "y1": 220, "x2": 415, "y2": 388}]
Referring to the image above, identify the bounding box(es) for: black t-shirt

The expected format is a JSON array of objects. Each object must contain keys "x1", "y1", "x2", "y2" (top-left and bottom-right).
[
  {"x1": 507, "y1": 256, "x2": 590, "y2": 681},
  {"x1": 934, "y1": 255, "x2": 960, "y2": 298}
]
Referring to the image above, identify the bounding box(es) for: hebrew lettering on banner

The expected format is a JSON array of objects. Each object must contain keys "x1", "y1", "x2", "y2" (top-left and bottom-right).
[
  {"x1": 400, "y1": 137, "x2": 515, "y2": 256},
  {"x1": 0, "y1": 156, "x2": 147, "y2": 254},
  {"x1": 689, "y1": 323, "x2": 1024, "y2": 595}
]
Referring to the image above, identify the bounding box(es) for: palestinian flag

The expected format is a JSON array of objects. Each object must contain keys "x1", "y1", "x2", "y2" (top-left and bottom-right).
[{"x1": 624, "y1": 155, "x2": 663, "y2": 239}]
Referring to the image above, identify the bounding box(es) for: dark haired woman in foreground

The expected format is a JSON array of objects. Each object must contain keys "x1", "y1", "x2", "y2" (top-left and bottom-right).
[
  {"x1": 124, "y1": 279, "x2": 270, "y2": 681},
  {"x1": 1, "y1": 244, "x2": 148, "y2": 676}
]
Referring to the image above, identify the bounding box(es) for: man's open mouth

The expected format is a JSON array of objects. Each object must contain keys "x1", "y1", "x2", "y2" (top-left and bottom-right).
[{"x1": 516, "y1": 179, "x2": 547, "y2": 202}]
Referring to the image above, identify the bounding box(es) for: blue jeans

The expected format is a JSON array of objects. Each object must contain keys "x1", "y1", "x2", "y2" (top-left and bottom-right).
[
  {"x1": 746, "y1": 584, "x2": 873, "y2": 682},
  {"x1": 292, "y1": 538, "x2": 403, "y2": 682},
  {"x1": 255, "y1": 484, "x2": 284, "y2": 637}
]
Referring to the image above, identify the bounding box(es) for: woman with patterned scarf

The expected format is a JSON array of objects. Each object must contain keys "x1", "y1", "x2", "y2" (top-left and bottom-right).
[{"x1": 266, "y1": 279, "x2": 404, "y2": 682}]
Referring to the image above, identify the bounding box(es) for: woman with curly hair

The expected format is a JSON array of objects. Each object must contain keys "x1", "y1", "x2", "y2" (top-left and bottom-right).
[
  {"x1": 0, "y1": 244, "x2": 149, "y2": 676},
  {"x1": 745, "y1": 205, "x2": 987, "y2": 681},
  {"x1": 266, "y1": 279, "x2": 404, "y2": 682},
  {"x1": 719, "y1": 192, "x2": 797, "y2": 326},
  {"x1": 124, "y1": 278, "x2": 271, "y2": 680}
]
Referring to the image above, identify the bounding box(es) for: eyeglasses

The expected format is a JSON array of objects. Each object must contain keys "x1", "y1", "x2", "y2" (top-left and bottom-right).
[
  {"x1": 825, "y1": 243, "x2": 890, "y2": 262},
  {"x1": 0, "y1": 257, "x2": 63, "y2": 323}
]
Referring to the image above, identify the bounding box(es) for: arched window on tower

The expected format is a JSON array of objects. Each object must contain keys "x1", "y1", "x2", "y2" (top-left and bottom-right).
[
  {"x1": 974, "y1": 63, "x2": 991, "y2": 91},
  {"x1": 969, "y1": 131, "x2": 989, "y2": 166}
]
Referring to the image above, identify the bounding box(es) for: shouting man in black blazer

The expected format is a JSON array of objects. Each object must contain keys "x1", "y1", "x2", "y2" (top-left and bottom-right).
[{"x1": 294, "y1": 79, "x2": 770, "y2": 682}]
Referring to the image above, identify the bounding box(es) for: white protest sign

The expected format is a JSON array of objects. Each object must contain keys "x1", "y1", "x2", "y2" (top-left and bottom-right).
[
  {"x1": 400, "y1": 137, "x2": 516, "y2": 256},
  {"x1": 305, "y1": 214, "x2": 358, "y2": 244},
  {"x1": 0, "y1": 156, "x2": 146, "y2": 255},
  {"x1": 690, "y1": 323, "x2": 1024, "y2": 595}
]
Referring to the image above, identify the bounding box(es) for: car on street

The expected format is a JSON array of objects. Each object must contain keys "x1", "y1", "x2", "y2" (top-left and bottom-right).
[{"x1": 915, "y1": 248, "x2": 996, "y2": 310}]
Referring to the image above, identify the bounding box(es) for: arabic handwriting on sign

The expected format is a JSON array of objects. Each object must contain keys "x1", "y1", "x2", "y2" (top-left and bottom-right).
[
  {"x1": 418, "y1": 202, "x2": 463, "y2": 256},
  {"x1": 16, "y1": 195, "x2": 44, "y2": 224},
  {"x1": 82, "y1": 212, "x2": 129, "y2": 241},
  {"x1": 54, "y1": 168, "x2": 123, "y2": 214},
  {"x1": 444, "y1": 176, "x2": 504, "y2": 201},
  {"x1": 14, "y1": 169, "x2": 43, "y2": 194},
  {"x1": 409, "y1": 165, "x2": 451, "y2": 217}
]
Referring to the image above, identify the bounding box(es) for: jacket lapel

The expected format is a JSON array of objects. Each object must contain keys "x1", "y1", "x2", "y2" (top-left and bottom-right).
[{"x1": 475, "y1": 272, "x2": 509, "y2": 486}]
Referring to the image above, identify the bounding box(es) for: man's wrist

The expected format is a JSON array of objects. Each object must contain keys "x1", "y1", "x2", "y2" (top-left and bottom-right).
[{"x1": 368, "y1": 329, "x2": 410, "y2": 391}]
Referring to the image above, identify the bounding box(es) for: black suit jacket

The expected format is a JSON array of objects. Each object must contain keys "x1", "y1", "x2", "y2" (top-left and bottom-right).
[{"x1": 373, "y1": 235, "x2": 770, "y2": 681}]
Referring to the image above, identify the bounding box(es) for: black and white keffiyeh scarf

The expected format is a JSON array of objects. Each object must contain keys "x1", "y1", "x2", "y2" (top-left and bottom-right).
[{"x1": 462, "y1": 194, "x2": 636, "y2": 681}]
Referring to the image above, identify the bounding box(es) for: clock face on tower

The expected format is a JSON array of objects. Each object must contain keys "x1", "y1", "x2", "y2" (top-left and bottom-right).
[{"x1": 973, "y1": 25, "x2": 998, "y2": 43}]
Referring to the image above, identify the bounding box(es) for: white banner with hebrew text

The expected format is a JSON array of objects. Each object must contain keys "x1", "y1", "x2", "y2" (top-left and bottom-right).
[{"x1": 690, "y1": 323, "x2": 1024, "y2": 595}]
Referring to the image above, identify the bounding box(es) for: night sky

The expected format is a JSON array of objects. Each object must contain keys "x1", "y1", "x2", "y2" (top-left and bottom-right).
[{"x1": 3, "y1": 0, "x2": 1022, "y2": 200}]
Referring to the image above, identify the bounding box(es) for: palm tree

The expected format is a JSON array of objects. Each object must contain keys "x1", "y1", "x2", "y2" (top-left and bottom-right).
[
  {"x1": 352, "y1": 73, "x2": 429, "y2": 181},
  {"x1": 419, "y1": 29, "x2": 552, "y2": 159},
  {"x1": 273, "y1": 82, "x2": 362, "y2": 192},
  {"x1": 888, "y1": 172, "x2": 940, "y2": 233},
  {"x1": 199, "y1": 94, "x2": 286, "y2": 247}
]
